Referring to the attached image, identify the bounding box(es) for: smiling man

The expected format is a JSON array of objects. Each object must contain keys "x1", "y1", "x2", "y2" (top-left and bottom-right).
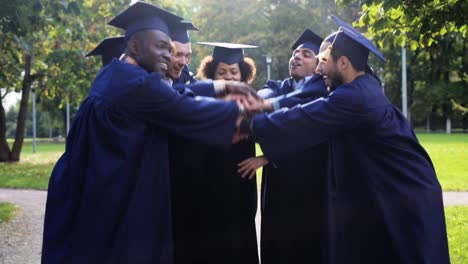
[
  {"x1": 41, "y1": 2, "x2": 259, "y2": 264},
  {"x1": 167, "y1": 21, "x2": 197, "y2": 85},
  {"x1": 238, "y1": 15, "x2": 450, "y2": 264},
  {"x1": 250, "y1": 29, "x2": 329, "y2": 264}
]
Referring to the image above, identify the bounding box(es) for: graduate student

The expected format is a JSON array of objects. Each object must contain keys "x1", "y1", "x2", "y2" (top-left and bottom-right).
[
  {"x1": 41, "y1": 3, "x2": 258, "y2": 264},
  {"x1": 237, "y1": 15, "x2": 450, "y2": 264},
  {"x1": 167, "y1": 21, "x2": 198, "y2": 85},
  {"x1": 239, "y1": 29, "x2": 329, "y2": 264},
  {"x1": 171, "y1": 42, "x2": 260, "y2": 264}
]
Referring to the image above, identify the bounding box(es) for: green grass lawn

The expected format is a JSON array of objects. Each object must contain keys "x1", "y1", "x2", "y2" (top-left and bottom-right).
[
  {"x1": 445, "y1": 206, "x2": 468, "y2": 264},
  {"x1": 0, "y1": 202, "x2": 17, "y2": 224},
  {"x1": 0, "y1": 141, "x2": 64, "y2": 190},
  {"x1": 416, "y1": 133, "x2": 468, "y2": 191}
]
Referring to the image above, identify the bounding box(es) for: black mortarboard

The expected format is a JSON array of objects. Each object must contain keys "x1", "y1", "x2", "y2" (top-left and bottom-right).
[
  {"x1": 329, "y1": 15, "x2": 386, "y2": 62},
  {"x1": 107, "y1": 2, "x2": 183, "y2": 39},
  {"x1": 171, "y1": 21, "x2": 198, "y2": 44},
  {"x1": 86, "y1": 37, "x2": 125, "y2": 66},
  {"x1": 291, "y1": 29, "x2": 323, "y2": 54},
  {"x1": 198, "y1": 42, "x2": 258, "y2": 64}
]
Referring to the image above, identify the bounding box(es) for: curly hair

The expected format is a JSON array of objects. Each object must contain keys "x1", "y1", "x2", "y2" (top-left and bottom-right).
[{"x1": 196, "y1": 56, "x2": 257, "y2": 84}]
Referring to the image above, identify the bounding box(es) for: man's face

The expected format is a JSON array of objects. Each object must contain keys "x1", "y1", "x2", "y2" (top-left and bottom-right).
[
  {"x1": 316, "y1": 41, "x2": 344, "y2": 90},
  {"x1": 167, "y1": 41, "x2": 192, "y2": 80},
  {"x1": 133, "y1": 30, "x2": 172, "y2": 75},
  {"x1": 289, "y1": 47, "x2": 317, "y2": 81}
]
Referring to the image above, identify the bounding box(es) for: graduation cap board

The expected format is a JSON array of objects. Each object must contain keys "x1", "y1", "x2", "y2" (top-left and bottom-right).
[
  {"x1": 317, "y1": 15, "x2": 386, "y2": 65},
  {"x1": 331, "y1": 15, "x2": 386, "y2": 62},
  {"x1": 198, "y1": 42, "x2": 258, "y2": 65},
  {"x1": 171, "y1": 21, "x2": 198, "y2": 44},
  {"x1": 86, "y1": 37, "x2": 125, "y2": 66},
  {"x1": 107, "y1": 1, "x2": 183, "y2": 39},
  {"x1": 291, "y1": 29, "x2": 323, "y2": 54}
]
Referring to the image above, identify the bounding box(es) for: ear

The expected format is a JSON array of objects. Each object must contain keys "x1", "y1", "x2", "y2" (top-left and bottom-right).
[
  {"x1": 127, "y1": 38, "x2": 139, "y2": 57},
  {"x1": 337, "y1": 56, "x2": 350, "y2": 71}
]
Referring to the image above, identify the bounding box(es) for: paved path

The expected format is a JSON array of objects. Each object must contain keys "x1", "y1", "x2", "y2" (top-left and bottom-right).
[
  {"x1": 0, "y1": 189, "x2": 46, "y2": 264},
  {"x1": 0, "y1": 189, "x2": 467, "y2": 263}
]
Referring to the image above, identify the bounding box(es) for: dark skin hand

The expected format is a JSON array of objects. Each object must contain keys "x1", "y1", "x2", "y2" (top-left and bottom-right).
[{"x1": 224, "y1": 81, "x2": 260, "y2": 100}]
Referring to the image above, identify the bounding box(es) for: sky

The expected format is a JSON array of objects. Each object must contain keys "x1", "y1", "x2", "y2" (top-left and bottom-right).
[{"x1": 1, "y1": 90, "x2": 21, "y2": 111}]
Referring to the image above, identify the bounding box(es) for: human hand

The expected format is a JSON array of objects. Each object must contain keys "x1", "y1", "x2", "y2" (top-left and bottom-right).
[
  {"x1": 223, "y1": 94, "x2": 264, "y2": 116},
  {"x1": 224, "y1": 81, "x2": 260, "y2": 99},
  {"x1": 238, "y1": 156, "x2": 269, "y2": 179}
]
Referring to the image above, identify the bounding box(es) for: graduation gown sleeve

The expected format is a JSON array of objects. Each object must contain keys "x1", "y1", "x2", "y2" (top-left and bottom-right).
[
  {"x1": 95, "y1": 62, "x2": 238, "y2": 147},
  {"x1": 252, "y1": 84, "x2": 368, "y2": 162}
]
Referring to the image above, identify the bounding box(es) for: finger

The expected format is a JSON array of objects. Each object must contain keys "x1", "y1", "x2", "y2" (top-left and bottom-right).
[
  {"x1": 238, "y1": 165, "x2": 247, "y2": 174},
  {"x1": 238, "y1": 159, "x2": 251, "y2": 166},
  {"x1": 240, "y1": 168, "x2": 250, "y2": 178},
  {"x1": 248, "y1": 170, "x2": 256, "y2": 180}
]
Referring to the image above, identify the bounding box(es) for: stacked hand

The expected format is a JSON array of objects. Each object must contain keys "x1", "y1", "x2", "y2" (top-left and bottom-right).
[
  {"x1": 215, "y1": 81, "x2": 269, "y2": 143},
  {"x1": 238, "y1": 156, "x2": 269, "y2": 179}
]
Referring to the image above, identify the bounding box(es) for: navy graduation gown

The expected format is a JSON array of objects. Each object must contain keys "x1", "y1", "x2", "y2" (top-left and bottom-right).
[
  {"x1": 257, "y1": 75, "x2": 329, "y2": 264},
  {"x1": 169, "y1": 78, "x2": 258, "y2": 264},
  {"x1": 253, "y1": 73, "x2": 450, "y2": 264},
  {"x1": 42, "y1": 59, "x2": 239, "y2": 264}
]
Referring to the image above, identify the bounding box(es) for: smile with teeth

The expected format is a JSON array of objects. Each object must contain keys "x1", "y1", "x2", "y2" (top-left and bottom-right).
[
  {"x1": 291, "y1": 62, "x2": 301, "y2": 67},
  {"x1": 159, "y1": 63, "x2": 168, "y2": 70}
]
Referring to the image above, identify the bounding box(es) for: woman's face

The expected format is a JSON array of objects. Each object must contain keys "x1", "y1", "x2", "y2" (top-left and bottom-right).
[{"x1": 214, "y1": 62, "x2": 242, "y2": 81}]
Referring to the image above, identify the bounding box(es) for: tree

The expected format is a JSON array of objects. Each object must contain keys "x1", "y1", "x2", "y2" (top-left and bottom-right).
[
  {"x1": 0, "y1": 0, "x2": 129, "y2": 161},
  {"x1": 0, "y1": 0, "x2": 46, "y2": 161},
  {"x1": 337, "y1": 0, "x2": 467, "y2": 130}
]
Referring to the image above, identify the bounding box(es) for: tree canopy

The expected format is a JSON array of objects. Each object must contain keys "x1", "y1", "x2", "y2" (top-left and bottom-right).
[{"x1": 0, "y1": 0, "x2": 466, "y2": 161}]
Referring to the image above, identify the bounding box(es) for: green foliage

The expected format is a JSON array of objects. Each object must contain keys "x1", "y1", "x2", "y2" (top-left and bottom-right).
[
  {"x1": 445, "y1": 206, "x2": 468, "y2": 264},
  {"x1": 340, "y1": 0, "x2": 467, "y2": 124},
  {"x1": 355, "y1": 0, "x2": 467, "y2": 48},
  {"x1": 189, "y1": 0, "x2": 347, "y2": 87},
  {"x1": 0, "y1": 202, "x2": 17, "y2": 224}
]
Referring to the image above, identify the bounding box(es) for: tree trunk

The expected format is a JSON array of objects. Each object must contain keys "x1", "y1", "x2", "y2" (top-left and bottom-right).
[
  {"x1": 10, "y1": 53, "x2": 34, "y2": 161},
  {"x1": 0, "y1": 101, "x2": 12, "y2": 161},
  {"x1": 446, "y1": 117, "x2": 452, "y2": 134}
]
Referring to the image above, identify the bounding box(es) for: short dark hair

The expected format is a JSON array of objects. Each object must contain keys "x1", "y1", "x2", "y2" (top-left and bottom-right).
[
  {"x1": 196, "y1": 56, "x2": 257, "y2": 84},
  {"x1": 329, "y1": 34, "x2": 368, "y2": 72}
]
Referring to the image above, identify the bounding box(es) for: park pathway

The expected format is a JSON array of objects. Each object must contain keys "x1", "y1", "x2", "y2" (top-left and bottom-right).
[
  {"x1": 0, "y1": 188, "x2": 467, "y2": 263},
  {"x1": 0, "y1": 189, "x2": 46, "y2": 264}
]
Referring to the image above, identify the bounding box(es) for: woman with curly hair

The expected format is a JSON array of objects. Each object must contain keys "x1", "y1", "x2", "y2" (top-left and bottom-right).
[
  {"x1": 172, "y1": 42, "x2": 259, "y2": 264},
  {"x1": 196, "y1": 42, "x2": 257, "y2": 84}
]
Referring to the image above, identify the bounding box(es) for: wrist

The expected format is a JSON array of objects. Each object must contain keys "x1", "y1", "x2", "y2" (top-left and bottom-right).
[
  {"x1": 262, "y1": 99, "x2": 274, "y2": 112},
  {"x1": 213, "y1": 80, "x2": 226, "y2": 96}
]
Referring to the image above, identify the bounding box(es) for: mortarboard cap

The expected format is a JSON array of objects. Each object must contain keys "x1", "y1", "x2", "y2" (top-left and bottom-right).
[
  {"x1": 86, "y1": 36, "x2": 125, "y2": 66},
  {"x1": 171, "y1": 21, "x2": 198, "y2": 44},
  {"x1": 198, "y1": 42, "x2": 258, "y2": 64},
  {"x1": 107, "y1": 2, "x2": 183, "y2": 40},
  {"x1": 329, "y1": 15, "x2": 386, "y2": 62},
  {"x1": 291, "y1": 29, "x2": 323, "y2": 54}
]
